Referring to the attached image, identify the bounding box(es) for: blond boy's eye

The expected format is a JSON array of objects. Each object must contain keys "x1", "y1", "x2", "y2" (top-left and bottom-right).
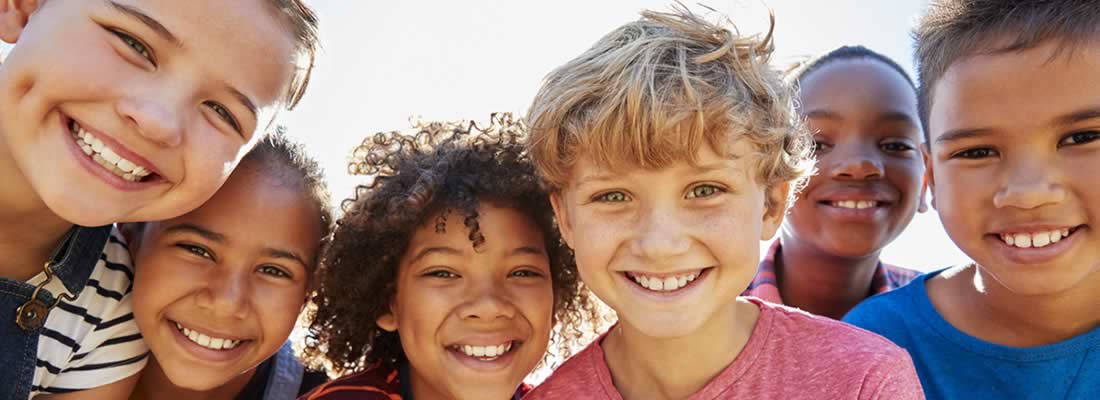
[
  {"x1": 595, "y1": 191, "x2": 629, "y2": 202},
  {"x1": 686, "y1": 184, "x2": 724, "y2": 199}
]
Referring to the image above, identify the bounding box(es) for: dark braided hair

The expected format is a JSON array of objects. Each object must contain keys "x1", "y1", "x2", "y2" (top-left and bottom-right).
[{"x1": 301, "y1": 113, "x2": 599, "y2": 376}]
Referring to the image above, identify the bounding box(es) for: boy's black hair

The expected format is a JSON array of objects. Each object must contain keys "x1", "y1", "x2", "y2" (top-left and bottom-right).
[
  {"x1": 792, "y1": 45, "x2": 915, "y2": 89},
  {"x1": 915, "y1": 0, "x2": 1100, "y2": 142}
]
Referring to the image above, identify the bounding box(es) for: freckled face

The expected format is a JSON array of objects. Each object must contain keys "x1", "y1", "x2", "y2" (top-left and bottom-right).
[{"x1": 552, "y1": 143, "x2": 785, "y2": 338}]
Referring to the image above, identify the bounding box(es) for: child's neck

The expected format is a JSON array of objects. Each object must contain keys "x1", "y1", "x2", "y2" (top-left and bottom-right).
[
  {"x1": 775, "y1": 237, "x2": 882, "y2": 319},
  {"x1": 0, "y1": 142, "x2": 74, "y2": 281},
  {"x1": 932, "y1": 264, "x2": 1100, "y2": 347},
  {"x1": 131, "y1": 356, "x2": 256, "y2": 400},
  {"x1": 602, "y1": 299, "x2": 759, "y2": 400}
]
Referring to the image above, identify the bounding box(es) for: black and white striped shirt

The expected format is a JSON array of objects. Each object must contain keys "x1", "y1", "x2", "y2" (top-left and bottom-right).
[{"x1": 28, "y1": 227, "x2": 148, "y2": 398}]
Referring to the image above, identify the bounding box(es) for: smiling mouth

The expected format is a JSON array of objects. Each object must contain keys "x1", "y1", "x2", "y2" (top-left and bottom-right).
[
  {"x1": 821, "y1": 200, "x2": 886, "y2": 209},
  {"x1": 68, "y1": 118, "x2": 157, "y2": 183},
  {"x1": 173, "y1": 321, "x2": 248, "y2": 351},
  {"x1": 447, "y1": 341, "x2": 517, "y2": 362},
  {"x1": 624, "y1": 267, "x2": 711, "y2": 293},
  {"x1": 996, "y1": 226, "x2": 1082, "y2": 249}
]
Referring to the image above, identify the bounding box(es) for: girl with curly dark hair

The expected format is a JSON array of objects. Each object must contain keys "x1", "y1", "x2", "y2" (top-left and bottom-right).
[{"x1": 300, "y1": 113, "x2": 599, "y2": 400}]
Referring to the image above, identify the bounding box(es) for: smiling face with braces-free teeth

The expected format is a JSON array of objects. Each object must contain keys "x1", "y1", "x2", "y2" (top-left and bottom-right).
[
  {"x1": 378, "y1": 202, "x2": 554, "y2": 400},
  {"x1": 927, "y1": 40, "x2": 1100, "y2": 296},
  {"x1": 129, "y1": 163, "x2": 323, "y2": 391},
  {"x1": 0, "y1": 0, "x2": 296, "y2": 227}
]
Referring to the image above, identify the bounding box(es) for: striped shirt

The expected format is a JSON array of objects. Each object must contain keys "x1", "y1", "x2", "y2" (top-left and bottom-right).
[
  {"x1": 743, "y1": 241, "x2": 920, "y2": 306},
  {"x1": 28, "y1": 227, "x2": 148, "y2": 397}
]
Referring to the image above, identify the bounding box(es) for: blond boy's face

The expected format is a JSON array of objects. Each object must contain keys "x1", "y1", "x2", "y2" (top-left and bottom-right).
[
  {"x1": 552, "y1": 142, "x2": 785, "y2": 338},
  {"x1": 0, "y1": 0, "x2": 296, "y2": 225},
  {"x1": 927, "y1": 39, "x2": 1100, "y2": 296}
]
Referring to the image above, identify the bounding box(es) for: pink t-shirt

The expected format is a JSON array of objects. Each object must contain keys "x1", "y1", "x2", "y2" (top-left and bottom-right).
[{"x1": 525, "y1": 298, "x2": 923, "y2": 400}]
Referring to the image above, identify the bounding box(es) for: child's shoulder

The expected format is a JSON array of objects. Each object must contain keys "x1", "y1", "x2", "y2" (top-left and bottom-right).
[
  {"x1": 525, "y1": 333, "x2": 613, "y2": 400},
  {"x1": 844, "y1": 268, "x2": 940, "y2": 335},
  {"x1": 31, "y1": 225, "x2": 145, "y2": 395},
  {"x1": 299, "y1": 363, "x2": 401, "y2": 400},
  {"x1": 754, "y1": 298, "x2": 908, "y2": 360}
]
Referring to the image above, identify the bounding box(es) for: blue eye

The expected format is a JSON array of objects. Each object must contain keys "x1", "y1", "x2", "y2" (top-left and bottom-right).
[
  {"x1": 257, "y1": 265, "x2": 290, "y2": 278},
  {"x1": 1059, "y1": 131, "x2": 1100, "y2": 147},
  {"x1": 204, "y1": 101, "x2": 241, "y2": 133},
  {"x1": 110, "y1": 29, "x2": 153, "y2": 62},
  {"x1": 594, "y1": 191, "x2": 629, "y2": 203},
  {"x1": 686, "y1": 184, "x2": 724, "y2": 199}
]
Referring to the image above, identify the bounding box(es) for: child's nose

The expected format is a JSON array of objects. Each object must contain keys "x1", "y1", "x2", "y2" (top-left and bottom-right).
[
  {"x1": 993, "y1": 160, "x2": 1066, "y2": 210},
  {"x1": 829, "y1": 146, "x2": 885, "y2": 180},
  {"x1": 196, "y1": 272, "x2": 250, "y2": 320},
  {"x1": 458, "y1": 281, "x2": 518, "y2": 321},
  {"x1": 117, "y1": 89, "x2": 186, "y2": 148},
  {"x1": 630, "y1": 206, "x2": 692, "y2": 260}
]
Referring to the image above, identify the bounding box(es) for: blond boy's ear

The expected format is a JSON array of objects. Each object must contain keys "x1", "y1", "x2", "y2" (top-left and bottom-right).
[
  {"x1": 761, "y1": 182, "x2": 790, "y2": 240},
  {"x1": 0, "y1": 0, "x2": 40, "y2": 44},
  {"x1": 549, "y1": 192, "x2": 575, "y2": 249},
  {"x1": 921, "y1": 145, "x2": 936, "y2": 210}
]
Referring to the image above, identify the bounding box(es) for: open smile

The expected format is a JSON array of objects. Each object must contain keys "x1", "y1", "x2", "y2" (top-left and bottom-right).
[
  {"x1": 444, "y1": 339, "x2": 523, "y2": 372},
  {"x1": 168, "y1": 319, "x2": 253, "y2": 362},
  {"x1": 623, "y1": 267, "x2": 712, "y2": 294},
  {"x1": 63, "y1": 114, "x2": 163, "y2": 187}
]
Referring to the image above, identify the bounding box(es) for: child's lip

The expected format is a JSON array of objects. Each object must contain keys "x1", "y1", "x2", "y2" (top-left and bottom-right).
[{"x1": 64, "y1": 113, "x2": 164, "y2": 179}]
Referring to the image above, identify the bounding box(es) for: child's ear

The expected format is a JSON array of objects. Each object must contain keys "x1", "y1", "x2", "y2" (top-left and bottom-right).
[
  {"x1": 921, "y1": 144, "x2": 936, "y2": 210},
  {"x1": 761, "y1": 182, "x2": 790, "y2": 240},
  {"x1": 0, "y1": 0, "x2": 40, "y2": 44},
  {"x1": 376, "y1": 309, "x2": 398, "y2": 332},
  {"x1": 549, "y1": 191, "x2": 575, "y2": 249}
]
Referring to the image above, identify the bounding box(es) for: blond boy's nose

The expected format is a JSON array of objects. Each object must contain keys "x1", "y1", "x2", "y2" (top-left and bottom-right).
[{"x1": 630, "y1": 210, "x2": 692, "y2": 259}]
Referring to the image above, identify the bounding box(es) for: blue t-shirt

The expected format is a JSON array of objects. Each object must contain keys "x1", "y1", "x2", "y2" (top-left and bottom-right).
[{"x1": 844, "y1": 268, "x2": 1100, "y2": 400}]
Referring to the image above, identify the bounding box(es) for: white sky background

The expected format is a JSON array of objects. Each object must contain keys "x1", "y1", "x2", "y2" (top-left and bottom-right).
[{"x1": 284, "y1": 0, "x2": 969, "y2": 272}]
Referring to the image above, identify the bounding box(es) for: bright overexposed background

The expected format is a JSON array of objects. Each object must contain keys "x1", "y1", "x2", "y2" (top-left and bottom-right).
[{"x1": 283, "y1": 0, "x2": 969, "y2": 271}]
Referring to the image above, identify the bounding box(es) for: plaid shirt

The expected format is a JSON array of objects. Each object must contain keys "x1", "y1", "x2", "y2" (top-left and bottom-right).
[{"x1": 742, "y1": 241, "x2": 920, "y2": 305}]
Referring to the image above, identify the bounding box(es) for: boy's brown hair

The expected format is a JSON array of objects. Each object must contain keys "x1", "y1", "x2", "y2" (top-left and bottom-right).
[
  {"x1": 526, "y1": 4, "x2": 812, "y2": 211},
  {"x1": 267, "y1": 0, "x2": 320, "y2": 109},
  {"x1": 915, "y1": 0, "x2": 1100, "y2": 140}
]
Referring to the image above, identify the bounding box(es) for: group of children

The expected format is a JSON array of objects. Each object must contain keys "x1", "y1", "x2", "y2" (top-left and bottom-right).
[{"x1": 0, "y1": 0, "x2": 1096, "y2": 399}]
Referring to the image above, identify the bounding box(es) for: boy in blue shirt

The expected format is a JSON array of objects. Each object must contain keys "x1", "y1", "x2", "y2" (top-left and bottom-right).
[
  {"x1": 844, "y1": 1, "x2": 1100, "y2": 399},
  {"x1": 0, "y1": 1, "x2": 320, "y2": 398}
]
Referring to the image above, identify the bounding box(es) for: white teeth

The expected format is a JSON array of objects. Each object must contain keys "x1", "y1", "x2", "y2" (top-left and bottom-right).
[
  {"x1": 175, "y1": 322, "x2": 242, "y2": 351},
  {"x1": 832, "y1": 200, "x2": 877, "y2": 209},
  {"x1": 1000, "y1": 229, "x2": 1073, "y2": 249},
  {"x1": 630, "y1": 271, "x2": 700, "y2": 292},
  {"x1": 457, "y1": 342, "x2": 513, "y2": 360},
  {"x1": 69, "y1": 120, "x2": 151, "y2": 182}
]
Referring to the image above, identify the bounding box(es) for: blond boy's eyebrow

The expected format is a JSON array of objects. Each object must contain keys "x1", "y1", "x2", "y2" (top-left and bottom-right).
[
  {"x1": 935, "y1": 127, "x2": 992, "y2": 144},
  {"x1": 407, "y1": 246, "x2": 462, "y2": 265},
  {"x1": 108, "y1": 1, "x2": 181, "y2": 47},
  {"x1": 1054, "y1": 107, "x2": 1100, "y2": 126},
  {"x1": 164, "y1": 223, "x2": 225, "y2": 243}
]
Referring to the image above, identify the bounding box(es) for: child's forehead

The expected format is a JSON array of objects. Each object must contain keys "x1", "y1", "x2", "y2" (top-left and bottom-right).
[
  {"x1": 105, "y1": 0, "x2": 298, "y2": 106},
  {"x1": 564, "y1": 140, "x2": 759, "y2": 187}
]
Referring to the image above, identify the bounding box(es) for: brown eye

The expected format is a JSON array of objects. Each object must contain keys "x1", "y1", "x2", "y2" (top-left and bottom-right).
[{"x1": 257, "y1": 265, "x2": 290, "y2": 278}]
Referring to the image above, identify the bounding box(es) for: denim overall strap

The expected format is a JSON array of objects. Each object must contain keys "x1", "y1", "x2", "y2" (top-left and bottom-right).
[
  {"x1": 0, "y1": 226, "x2": 110, "y2": 399},
  {"x1": 261, "y1": 341, "x2": 305, "y2": 400}
]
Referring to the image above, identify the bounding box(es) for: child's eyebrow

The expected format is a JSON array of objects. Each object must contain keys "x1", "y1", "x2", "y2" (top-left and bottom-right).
[
  {"x1": 406, "y1": 246, "x2": 462, "y2": 266},
  {"x1": 264, "y1": 248, "x2": 309, "y2": 268},
  {"x1": 510, "y1": 246, "x2": 546, "y2": 257},
  {"x1": 107, "y1": 1, "x2": 181, "y2": 47},
  {"x1": 229, "y1": 88, "x2": 259, "y2": 121},
  {"x1": 936, "y1": 127, "x2": 992, "y2": 145},
  {"x1": 1054, "y1": 107, "x2": 1100, "y2": 126},
  {"x1": 163, "y1": 223, "x2": 225, "y2": 243}
]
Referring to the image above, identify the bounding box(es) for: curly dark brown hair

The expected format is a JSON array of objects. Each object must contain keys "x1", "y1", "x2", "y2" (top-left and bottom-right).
[{"x1": 301, "y1": 113, "x2": 600, "y2": 376}]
